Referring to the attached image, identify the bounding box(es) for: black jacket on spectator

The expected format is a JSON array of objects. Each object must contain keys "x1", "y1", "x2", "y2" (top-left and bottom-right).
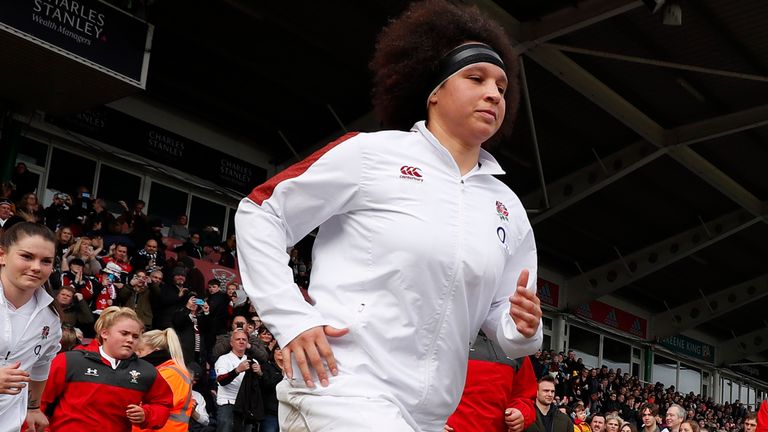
[
  {"x1": 172, "y1": 307, "x2": 211, "y2": 366},
  {"x1": 234, "y1": 368, "x2": 264, "y2": 423},
  {"x1": 44, "y1": 203, "x2": 69, "y2": 231},
  {"x1": 259, "y1": 360, "x2": 283, "y2": 416},
  {"x1": 525, "y1": 406, "x2": 572, "y2": 432},
  {"x1": 154, "y1": 283, "x2": 190, "y2": 330},
  {"x1": 131, "y1": 249, "x2": 166, "y2": 273},
  {"x1": 206, "y1": 291, "x2": 231, "y2": 339}
]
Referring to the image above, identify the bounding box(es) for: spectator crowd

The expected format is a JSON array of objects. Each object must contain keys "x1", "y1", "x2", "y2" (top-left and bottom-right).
[
  {"x1": 528, "y1": 349, "x2": 757, "y2": 432},
  {"x1": 0, "y1": 169, "x2": 312, "y2": 431},
  {"x1": 0, "y1": 166, "x2": 761, "y2": 432}
]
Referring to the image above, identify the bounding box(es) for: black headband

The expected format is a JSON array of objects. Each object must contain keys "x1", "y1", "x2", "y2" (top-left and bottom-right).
[{"x1": 428, "y1": 43, "x2": 506, "y2": 100}]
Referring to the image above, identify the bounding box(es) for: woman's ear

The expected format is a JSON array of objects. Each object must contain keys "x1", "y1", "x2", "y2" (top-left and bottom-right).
[
  {"x1": 0, "y1": 247, "x2": 6, "y2": 266},
  {"x1": 428, "y1": 90, "x2": 439, "y2": 105}
]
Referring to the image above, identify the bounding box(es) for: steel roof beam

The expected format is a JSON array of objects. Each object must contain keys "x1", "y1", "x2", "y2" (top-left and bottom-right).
[
  {"x1": 517, "y1": 0, "x2": 642, "y2": 51},
  {"x1": 526, "y1": 45, "x2": 768, "y2": 221},
  {"x1": 720, "y1": 328, "x2": 768, "y2": 366},
  {"x1": 666, "y1": 146, "x2": 766, "y2": 218},
  {"x1": 524, "y1": 141, "x2": 666, "y2": 225},
  {"x1": 653, "y1": 274, "x2": 768, "y2": 338},
  {"x1": 523, "y1": 104, "x2": 768, "y2": 224},
  {"x1": 566, "y1": 209, "x2": 761, "y2": 308},
  {"x1": 526, "y1": 45, "x2": 667, "y2": 146},
  {"x1": 670, "y1": 103, "x2": 768, "y2": 146}
]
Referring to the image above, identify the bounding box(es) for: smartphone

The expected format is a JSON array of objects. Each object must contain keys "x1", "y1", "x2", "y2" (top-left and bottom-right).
[
  {"x1": 194, "y1": 299, "x2": 205, "y2": 306},
  {"x1": 81, "y1": 192, "x2": 91, "y2": 199}
]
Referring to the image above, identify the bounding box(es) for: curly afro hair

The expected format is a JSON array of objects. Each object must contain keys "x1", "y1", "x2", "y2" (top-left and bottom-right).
[{"x1": 370, "y1": 0, "x2": 520, "y2": 139}]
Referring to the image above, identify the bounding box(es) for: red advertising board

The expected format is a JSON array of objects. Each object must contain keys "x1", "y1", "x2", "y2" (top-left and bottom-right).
[
  {"x1": 537, "y1": 278, "x2": 560, "y2": 308},
  {"x1": 574, "y1": 300, "x2": 647, "y2": 338},
  {"x1": 193, "y1": 258, "x2": 241, "y2": 286},
  {"x1": 165, "y1": 242, "x2": 241, "y2": 287}
]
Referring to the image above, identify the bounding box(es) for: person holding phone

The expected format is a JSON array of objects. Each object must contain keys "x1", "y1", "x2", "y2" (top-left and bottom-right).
[
  {"x1": 119, "y1": 270, "x2": 161, "y2": 331},
  {"x1": 61, "y1": 236, "x2": 102, "y2": 276},
  {"x1": 214, "y1": 329, "x2": 262, "y2": 432},
  {"x1": 212, "y1": 316, "x2": 268, "y2": 365},
  {"x1": 171, "y1": 294, "x2": 211, "y2": 367}
]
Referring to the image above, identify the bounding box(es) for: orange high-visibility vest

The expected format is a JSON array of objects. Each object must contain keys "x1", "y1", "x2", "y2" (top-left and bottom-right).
[{"x1": 134, "y1": 359, "x2": 193, "y2": 432}]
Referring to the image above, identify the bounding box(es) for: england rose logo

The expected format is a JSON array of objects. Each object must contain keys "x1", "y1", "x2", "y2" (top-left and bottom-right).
[{"x1": 496, "y1": 201, "x2": 509, "y2": 221}]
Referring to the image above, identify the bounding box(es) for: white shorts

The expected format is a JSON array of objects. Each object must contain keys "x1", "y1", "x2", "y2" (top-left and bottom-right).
[{"x1": 277, "y1": 379, "x2": 416, "y2": 432}]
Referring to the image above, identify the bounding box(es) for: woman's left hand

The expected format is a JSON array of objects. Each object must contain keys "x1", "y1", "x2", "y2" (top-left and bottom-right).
[{"x1": 508, "y1": 269, "x2": 542, "y2": 338}]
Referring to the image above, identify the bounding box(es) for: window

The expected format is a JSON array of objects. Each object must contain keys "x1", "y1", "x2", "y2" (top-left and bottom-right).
[
  {"x1": 226, "y1": 207, "x2": 236, "y2": 237},
  {"x1": 17, "y1": 137, "x2": 48, "y2": 167},
  {"x1": 602, "y1": 337, "x2": 631, "y2": 373},
  {"x1": 722, "y1": 378, "x2": 733, "y2": 403},
  {"x1": 702, "y1": 371, "x2": 710, "y2": 398},
  {"x1": 678, "y1": 363, "x2": 701, "y2": 395},
  {"x1": 148, "y1": 182, "x2": 188, "y2": 228},
  {"x1": 96, "y1": 164, "x2": 142, "y2": 214},
  {"x1": 653, "y1": 354, "x2": 677, "y2": 387},
  {"x1": 46, "y1": 148, "x2": 96, "y2": 196},
  {"x1": 569, "y1": 325, "x2": 599, "y2": 369},
  {"x1": 543, "y1": 334, "x2": 551, "y2": 351},
  {"x1": 189, "y1": 196, "x2": 226, "y2": 236}
]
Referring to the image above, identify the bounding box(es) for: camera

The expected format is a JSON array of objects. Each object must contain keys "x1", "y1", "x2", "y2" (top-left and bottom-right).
[{"x1": 235, "y1": 322, "x2": 245, "y2": 329}]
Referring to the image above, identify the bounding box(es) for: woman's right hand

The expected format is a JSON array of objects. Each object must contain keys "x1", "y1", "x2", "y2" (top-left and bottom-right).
[
  {"x1": 0, "y1": 362, "x2": 30, "y2": 395},
  {"x1": 283, "y1": 325, "x2": 348, "y2": 389}
]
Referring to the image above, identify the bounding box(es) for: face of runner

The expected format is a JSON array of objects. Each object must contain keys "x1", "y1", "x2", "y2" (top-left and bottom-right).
[
  {"x1": 101, "y1": 317, "x2": 143, "y2": 360},
  {"x1": 427, "y1": 61, "x2": 507, "y2": 149},
  {"x1": 0, "y1": 234, "x2": 55, "y2": 303}
]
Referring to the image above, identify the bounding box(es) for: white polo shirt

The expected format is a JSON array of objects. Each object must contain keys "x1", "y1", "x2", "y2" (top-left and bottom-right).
[{"x1": 214, "y1": 351, "x2": 246, "y2": 405}]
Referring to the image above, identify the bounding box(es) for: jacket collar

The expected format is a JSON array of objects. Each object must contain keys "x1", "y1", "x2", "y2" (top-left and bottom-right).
[
  {"x1": 82, "y1": 348, "x2": 139, "y2": 368},
  {"x1": 412, "y1": 121, "x2": 505, "y2": 176},
  {"x1": 0, "y1": 279, "x2": 55, "y2": 315}
]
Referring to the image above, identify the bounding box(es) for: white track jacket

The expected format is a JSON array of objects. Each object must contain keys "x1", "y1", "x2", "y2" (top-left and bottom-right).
[
  {"x1": 236, "y1": 121, "x2": 542, "y2": 431},
  {"x1": 0, "y1": 283, "x2": 61, "y2": 432}
]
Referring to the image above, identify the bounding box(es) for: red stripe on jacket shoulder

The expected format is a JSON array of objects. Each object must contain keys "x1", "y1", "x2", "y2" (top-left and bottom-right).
[{"x1": 248, "y1": 132, "x2": 360, "y2": 205}]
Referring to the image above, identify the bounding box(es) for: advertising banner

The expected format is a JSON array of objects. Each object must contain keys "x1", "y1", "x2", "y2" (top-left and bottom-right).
[
  {"x1": 574, "y1": 300, "x2": 647, "y2": 338},
  {"x1": 657, "y1": 334, "x2": 715, "y2": 363},
  {"x1": 0, "y1": 0, "x2": 152, "y2": 86},
  {"x1": 537, "y1": 278, "x2": 560, "y2": 308},
  {"x1": 48, "y1": 107, "x2": 267, "y2": 194}
]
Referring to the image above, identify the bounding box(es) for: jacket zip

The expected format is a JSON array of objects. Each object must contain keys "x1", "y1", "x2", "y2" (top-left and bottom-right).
[{"x1": 417, "y1": 177, "x2": 466, "y2": 408}]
